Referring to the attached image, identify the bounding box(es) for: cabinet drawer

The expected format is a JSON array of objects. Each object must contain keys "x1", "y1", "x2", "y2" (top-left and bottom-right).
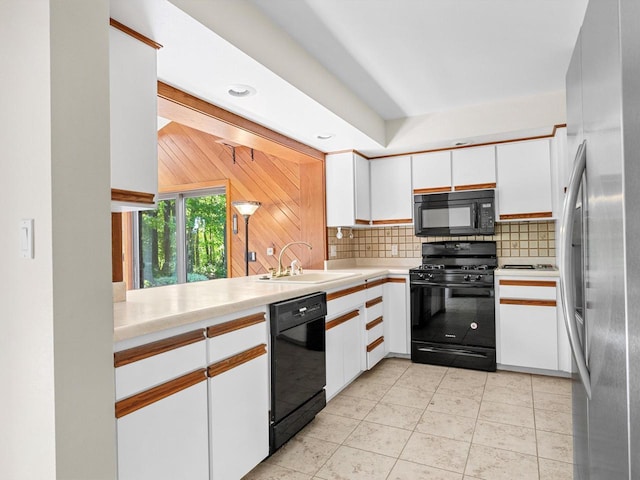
[
  {"x1": 115, "y1": 331, "x2": 206, "y2": 401},
  {"x1": 365, "y1": 281, "x2": 384, "y2": 300},
  {"x1": 327, "y1": 284, "x2": 366, "y2": 318},
  {"x1": 207, "y1": 313, "x2": 267, "y2": 364},
  {"x1": 366, "y1": 317, "x2": 384, "y2": 344},
  {"x1": 366, "y1": 300, "x2": 384, "y2": 323},
  {"x1": 499, "y1": 280, "x2": 557, "y2": 301},
  {"x1": 366, "y1": 336, "x2": 385, "y2": 369}
]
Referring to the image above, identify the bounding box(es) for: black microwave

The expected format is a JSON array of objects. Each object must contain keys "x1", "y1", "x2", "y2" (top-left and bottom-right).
[{"x1": 414, "y1": 189, "x2": 495, "y2": 237}]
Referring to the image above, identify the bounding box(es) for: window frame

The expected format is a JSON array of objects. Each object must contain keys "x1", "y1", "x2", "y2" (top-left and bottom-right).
[{"x1": 133, "y1": 186, "x2": 227, "y2": 289}]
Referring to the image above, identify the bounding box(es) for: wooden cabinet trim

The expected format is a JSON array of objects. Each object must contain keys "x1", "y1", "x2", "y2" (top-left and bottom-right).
[
  {"x1": 386, "y1": 277, "x2": 407, "y2": 284},
  {"x1": 115, "y1": 368, "x2": 207, "y2": 418},
  {"x1": 206, "y1": 313, "x2": 266, "y2": 338},
  {"x1": 366, "y1": 336, "x2": 384, "y2": 352},
  {"x1": 327, "y1": 284, "x2": 366, "y2": 301},
  {"x1": 454, "y1": 182, "x2": 497, "y2": 191},
  {"x1": 111, "y1": 188, "x2": 155, "y2": 205},
  {"x1": 366, "y1": 316, "x2": 383, "y2": 330},
  {"x1": 370, "y1": 218, "x2": 413, "y2": 225},
  {"x1": 355, "y1": 219, "x2": 371, "y2": 225},
  {"x1": 499, "y1": 211, "x2": 553, "y2": 220},
  {"x1": 114, "y1": 329, "x2": 205, "y2": 368},
  {"x1": 326, "y1": 310, "x2": 359, "y2": 331},
  {"x1": 499, "y1": 280, "x2": 557, "y2": 287},
  {"x1": 413, "y1": 186, "x2": 451, "y2": 194},
  {"x1": 366, "y1": 278, "x2": 386, "y2": 289},
  {"x1": 110, "y1": 18, "x2": 163, "y2": 50},
  {"x1": 500, "y1": 299, "x2": 557, "y2": 307},
  {"x1": 365, "y1": 296, "x2": 383, "y2": 308},
  {"x1": 207, "y1": 344, "x2": 267, "y2": 378}
]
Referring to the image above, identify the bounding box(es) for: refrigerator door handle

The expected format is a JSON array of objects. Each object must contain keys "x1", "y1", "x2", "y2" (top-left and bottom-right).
[{"x1": 559, "y1": 140, "x2": 592, "y2": 399}]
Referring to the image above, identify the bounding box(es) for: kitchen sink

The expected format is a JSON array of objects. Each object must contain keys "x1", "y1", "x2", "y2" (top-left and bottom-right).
[{"x1": 257, "y1": 271, "x2": 360, "y2": 284}]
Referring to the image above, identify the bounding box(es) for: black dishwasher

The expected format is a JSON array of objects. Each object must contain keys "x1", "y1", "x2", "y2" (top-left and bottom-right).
[{"x1": 269, "y1": 292, "x2": 327, "y2": 453}]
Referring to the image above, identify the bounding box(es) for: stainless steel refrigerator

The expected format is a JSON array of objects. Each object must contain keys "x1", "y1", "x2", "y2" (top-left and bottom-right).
[{"x1": 560, "y1": 0, "x2": 640, "y2": 478}]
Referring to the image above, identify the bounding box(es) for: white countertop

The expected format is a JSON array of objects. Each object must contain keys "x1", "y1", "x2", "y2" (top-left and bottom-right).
[
  {"x1": 113, "y1": 268, "x2": 403, "y2": 342},
  {"x1": 495, "y1": 267, "x2": 559, "y2": 277}
]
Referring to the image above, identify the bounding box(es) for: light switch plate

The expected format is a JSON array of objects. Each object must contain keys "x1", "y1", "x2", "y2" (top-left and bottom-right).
[
  {"x1": 330, "y1": 245, "x2": 337, "y2": 257},
  {"x1": 391, "y1": 244, "x2": 398, "y2": 256},
  {"x1": 20, "y1": 219, "x2": 34, "y2": 259}
]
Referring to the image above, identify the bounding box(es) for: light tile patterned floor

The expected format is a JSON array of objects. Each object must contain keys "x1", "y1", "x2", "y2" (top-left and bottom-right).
[{"x1": 243, "y1": 358, "x2": 573, "y2": 480}]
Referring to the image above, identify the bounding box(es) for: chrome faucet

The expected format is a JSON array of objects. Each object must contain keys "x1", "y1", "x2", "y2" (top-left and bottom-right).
[{"x1": 277, "y1": 241, "x2": 312, "y2": 276}]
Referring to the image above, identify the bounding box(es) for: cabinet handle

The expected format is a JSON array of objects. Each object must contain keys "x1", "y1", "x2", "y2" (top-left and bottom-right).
[
  {"x1": 115, "y1": 369, "x2": 207, "y2": 418},
  {"x1": 326, "y1": 310, "x2": 359, "y2": 330},
  {"x1": 500, "y1": 299, "x2": 557, "y2": 307},
  {"x1": 366, "y1": 336, "x2": 384, "y2": 352},
  {"x1": 327, "y1": 284, "x2": 365, "y2": 301},
  {"x1": 499, "y1": 280, "x2": 556, "y2": 287},
  {"x1": 365, "y1": 296, "x2": 383, "y2": 308},
  {"x1": 206, "y1": 313, "x2": 265, "y2": 338},
  {"x1": 366, "y1": 316, "x2": 383, "y2": 330},
  {"x1": 559, "y1": 139, "x2": 591, "y2": 398},
  {"x1": 114, "y1": 329, "x2": 205, "y2": 367},
  {"x1": 207, "y1": 344, "x2": 267, "y2": 378}
]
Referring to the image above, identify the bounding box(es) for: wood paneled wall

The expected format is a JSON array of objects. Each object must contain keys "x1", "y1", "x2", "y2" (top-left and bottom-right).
[{"x1": 158, "y1": 122, "x2": 326, "y2": 277}]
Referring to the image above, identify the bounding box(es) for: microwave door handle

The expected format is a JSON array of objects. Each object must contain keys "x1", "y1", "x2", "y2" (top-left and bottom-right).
[
  {"x1": 472, "y1": 203, "x2": 478, "y2": 228},
  {"x1": 559, "y1": 139, "x2": 591, "y2": 399}
]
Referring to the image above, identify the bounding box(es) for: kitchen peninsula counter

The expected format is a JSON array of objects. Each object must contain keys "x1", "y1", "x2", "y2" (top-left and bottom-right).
[{"x1": 114, "y1": 268, "x2": 395, "y2": 342}]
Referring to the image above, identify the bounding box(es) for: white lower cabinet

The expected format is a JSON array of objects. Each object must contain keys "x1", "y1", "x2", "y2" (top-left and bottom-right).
[
  {"x1": 117, "y1": 380, "x2": 210, "y2": 480},
  {"x1": 206, "y1": 310, "x2": 269, "y2": 479},
  {"x1": 326, "y1": 309, "x2": 362, "y2": 399},
  {"x1": 114, "y1": 329, "x2": 209, "y2": 480},
  {"x1": 383, "y1": 276, "x2": 410, "y2": 355},
  {"x1": 209, "y1": 351, "x2": 269, "y2": 479},
  {"x1": 497, "y1": 277, "x2": 569, "y2": 372}
]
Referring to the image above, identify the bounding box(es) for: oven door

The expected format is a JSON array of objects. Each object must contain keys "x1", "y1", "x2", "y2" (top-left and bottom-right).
[{"x1": 410, "y1": 280, "x2": 496, "y2": 371}]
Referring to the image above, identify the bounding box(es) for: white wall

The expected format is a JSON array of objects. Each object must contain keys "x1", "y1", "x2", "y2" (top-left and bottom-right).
[
  {"x1": 383, "y1": 91, "x2": 567, "y2": 155},
  {"x1": 0, "y1": 0, "x2": 115, "y2": 478}
]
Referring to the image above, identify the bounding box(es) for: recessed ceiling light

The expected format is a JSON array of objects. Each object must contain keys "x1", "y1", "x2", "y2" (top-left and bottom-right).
[
  {"x1": 227, "y1": 84, "x2": 256, "y2": 98},
  {"x1": 316, "y1": 133, "x2": 334, "y2": 140}
]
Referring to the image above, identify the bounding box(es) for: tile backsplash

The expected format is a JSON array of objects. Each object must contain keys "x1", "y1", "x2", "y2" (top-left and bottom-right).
[{"x1": 327, "y1": 221, "x2": 556, "y2": 260}]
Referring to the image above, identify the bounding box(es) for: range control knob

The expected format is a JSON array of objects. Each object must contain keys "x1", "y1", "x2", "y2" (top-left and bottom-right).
[
  {"x1": 475, "y1": 275, "x2": 483, "y2": 281},
  {"x1": 417, "y1": 273, "x2": 425, "y2": 280},
  {"x1": 427, "y1": 273, "x2": 434, "y2": 280},
  {"x1": 463, "y1": 275, "x2": 471, "y2": 281}
]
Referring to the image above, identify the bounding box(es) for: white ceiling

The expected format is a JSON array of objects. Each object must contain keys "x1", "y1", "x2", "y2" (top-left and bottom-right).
[{"x1": 111, "y1": 0, "x2": 588, "y2": 156}]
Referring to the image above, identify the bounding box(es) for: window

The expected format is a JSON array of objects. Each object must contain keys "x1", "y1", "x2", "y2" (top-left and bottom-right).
[{"x1": 134, "y1": 188, "x2": 227, "y2": 288}]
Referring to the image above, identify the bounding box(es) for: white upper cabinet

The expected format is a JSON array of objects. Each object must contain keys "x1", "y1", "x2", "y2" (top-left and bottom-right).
[
  {"x1": 496, "y1": 138, "x2": 553, "y2": 220},
  {"x1": 370, "y1": 155, "x2": 413, "y2": 225},
  {"x1": 109, "y1": 27, "x2": 158, "y2": 210},
  {"x1": 326, "y1": 152, "x2": 370, "y2": 227},
  {"x1": 412, "y1": 151, "x2": 452, "y2": 194},
  {"x1": 451, "y1": 145, "x2": 497, "y2": 190}
]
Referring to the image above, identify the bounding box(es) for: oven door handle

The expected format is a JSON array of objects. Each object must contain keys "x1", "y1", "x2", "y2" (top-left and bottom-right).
[
  {"x1": 411, "y1": 281, "x2": 491, "y2": 288},
  {"x1": 417, "y1": 346, "x2": 487, "y2": 358}
]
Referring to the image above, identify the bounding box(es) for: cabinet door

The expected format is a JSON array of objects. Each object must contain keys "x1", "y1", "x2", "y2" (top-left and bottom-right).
[
  {"x1": 343, "y1": 314, "x2": 363, "y2": 384},
  {"x1": 117, "y1": 377, "x2": 209, "y2": 480},
  {"x1": 412, "y1": 151, "x2": 452, "y2": 194},
  {"x1": 209, "y1": 350, "x2": 269, "y2": 480},
  {"x1": 384, "y1": 278, "x2": 409, "y2": 355},
  {"x1": 354, "y1": 153, "x2": 371, "y2": 224},
  {"x1": 109, "y1": 27, "x2": 158, "y2": 206},
  {"x1": 499, "y1": 303, "x2": 558, "y2": 370},
  {"x1": 496, "y1": 139, "x2": 553, "y2": 220},
  {"x1": 326, "y1": 152, "x2": 356, "y2": 227},
  {"x1": 325, "y1": 321, "x2": 344, "y2": 399},
  {"x1": 370, "y1": 156, "x2": 413, "y2": 224},
  {"x1": 452, "y1": 145, "x2": 496, "y2": 190}
]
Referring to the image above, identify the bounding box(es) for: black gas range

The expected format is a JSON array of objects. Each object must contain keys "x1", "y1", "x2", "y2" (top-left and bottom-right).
[{"x1": 410, "y1": 241, "x2": 497, "y2": 371}]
